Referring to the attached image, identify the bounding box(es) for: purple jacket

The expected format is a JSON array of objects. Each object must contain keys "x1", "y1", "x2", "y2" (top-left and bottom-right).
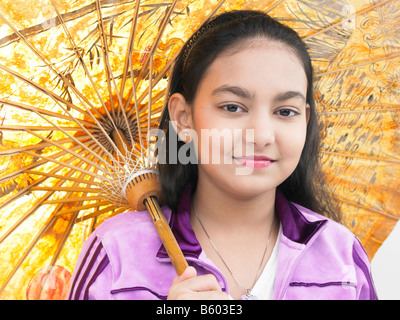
[{"x1": 68, "y1": 188, "x2": 377, "y2": 300}]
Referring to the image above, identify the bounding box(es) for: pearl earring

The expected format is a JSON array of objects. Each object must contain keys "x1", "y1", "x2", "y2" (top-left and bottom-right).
[{"x1": 181, "y1": 130, "x2": 191, "y2": 143}]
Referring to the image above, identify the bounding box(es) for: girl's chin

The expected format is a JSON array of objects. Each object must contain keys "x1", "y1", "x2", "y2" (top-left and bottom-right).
[
  {"x1": 221, "y1": 175, "x2": 278, "y2": 200},
  {"x1": 198, "y1": 163, "x2": 283, "y2": 198}
]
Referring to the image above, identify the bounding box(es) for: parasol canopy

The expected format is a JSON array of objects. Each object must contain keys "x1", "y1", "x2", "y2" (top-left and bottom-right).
[{"x1": 0, "y1": 0, "x2": 399, "y2": 299}]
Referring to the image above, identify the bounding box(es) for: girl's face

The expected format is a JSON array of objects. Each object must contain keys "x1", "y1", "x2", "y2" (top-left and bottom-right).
[{"x1": 176, "y1": 40, "x2": 309, "y2": 200}]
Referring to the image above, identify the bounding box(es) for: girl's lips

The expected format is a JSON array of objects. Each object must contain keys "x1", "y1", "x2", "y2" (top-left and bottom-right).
[{"x1": 234, "y1": 156, "x2": 276, "y2": 168}]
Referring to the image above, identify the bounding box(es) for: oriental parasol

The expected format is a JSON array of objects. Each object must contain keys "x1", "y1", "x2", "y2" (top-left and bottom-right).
[{"x1": 0, "y1": 0, "x2": 399, "y2": 300}]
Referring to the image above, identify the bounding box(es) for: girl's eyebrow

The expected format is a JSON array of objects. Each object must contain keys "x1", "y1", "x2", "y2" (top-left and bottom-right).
[
  {"x1": 211, "y1": 85, "x2": 254, "y2": 99},
  {"x1": 212, "y1": 85, "x2": 306, "y2": 103},
  {"x1": 274, "y1": 91, "x2": 306, "y2": 103}
]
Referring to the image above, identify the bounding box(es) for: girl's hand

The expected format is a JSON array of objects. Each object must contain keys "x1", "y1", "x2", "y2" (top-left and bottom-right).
[{"x1": 167, "y1": 266, "x2": 229, "y2": 300}]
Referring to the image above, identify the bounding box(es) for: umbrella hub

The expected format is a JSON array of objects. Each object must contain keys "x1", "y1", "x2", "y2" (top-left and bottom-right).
[{"x1": 94, "y1": 116, "x2": 137, "y2": 155}]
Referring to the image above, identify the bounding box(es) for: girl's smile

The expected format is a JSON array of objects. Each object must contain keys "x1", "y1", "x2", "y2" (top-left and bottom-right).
[{"x1": 233, "y1": 155, "x2": 276, "y2": 169}]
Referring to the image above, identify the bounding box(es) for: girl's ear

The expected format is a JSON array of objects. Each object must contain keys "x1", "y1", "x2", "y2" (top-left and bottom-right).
[
  {"x1": 306, "y1": 103, "x2": 310, "y2": 125},
  {"x1": 168, "y1": 93, "x2": 193, "y2": 142}
]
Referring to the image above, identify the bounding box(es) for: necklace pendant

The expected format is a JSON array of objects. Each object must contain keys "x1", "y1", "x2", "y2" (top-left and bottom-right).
[{"x1": 241, "y1": 290, "x2": 257, "y2": 300}]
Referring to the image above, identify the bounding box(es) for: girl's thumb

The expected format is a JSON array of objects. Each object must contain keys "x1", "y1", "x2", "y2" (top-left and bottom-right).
[{"x1": 176, "y1": 266, "x2": 197, "y2": 283}]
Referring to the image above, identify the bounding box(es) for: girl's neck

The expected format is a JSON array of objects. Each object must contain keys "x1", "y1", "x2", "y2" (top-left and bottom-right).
[{"x1": 191, "y1": 175, "x2": 276, "y2": 232}]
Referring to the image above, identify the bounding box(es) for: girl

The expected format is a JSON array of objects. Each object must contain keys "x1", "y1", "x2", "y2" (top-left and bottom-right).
[{"x1": 69, "y1": 10, "x2": 377, "y2": 300}]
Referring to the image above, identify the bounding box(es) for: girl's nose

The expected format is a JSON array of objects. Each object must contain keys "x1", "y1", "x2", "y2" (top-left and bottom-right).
[{"x1": 247, "y1": 113, "x2": 276, "y2": 147}]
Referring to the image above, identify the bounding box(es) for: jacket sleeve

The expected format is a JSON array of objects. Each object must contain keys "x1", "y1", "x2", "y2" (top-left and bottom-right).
[
  {"x1": 68, "y1": 232, "x2": 112, "y2": 300},
  {"x1": 352, "y1": 237, "x2": 378, "y2": 300}
]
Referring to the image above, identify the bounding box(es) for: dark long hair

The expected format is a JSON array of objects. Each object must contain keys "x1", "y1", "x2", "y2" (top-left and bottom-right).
[{"x1": 158, "y1": 10, "x2": 341, "y2": 222}]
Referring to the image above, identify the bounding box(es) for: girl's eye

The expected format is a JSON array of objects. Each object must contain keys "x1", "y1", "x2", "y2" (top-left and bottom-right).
[
  {"x1": 221, "y1": 104, "x2": 245, "y2": 113},
  {"x1": 276, "y1": 109, "x2": 299, "y2": 117}
]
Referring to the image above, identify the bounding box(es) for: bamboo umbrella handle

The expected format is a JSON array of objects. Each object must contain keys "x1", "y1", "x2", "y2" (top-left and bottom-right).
[
  {"x1": 125, "y1": 170, "x2": 189, "y2": 276},
  {"x1": 144, "y1": 196, "x2": 189, "y2": 275}
]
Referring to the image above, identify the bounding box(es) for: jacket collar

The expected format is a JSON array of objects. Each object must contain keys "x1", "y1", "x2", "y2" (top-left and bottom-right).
[
  {"x1": 156, "y1": 186, "x2": 327, "y2": 259},
  {"x1": 275, "y1": 191, "x2": 327, "y2": 245}
]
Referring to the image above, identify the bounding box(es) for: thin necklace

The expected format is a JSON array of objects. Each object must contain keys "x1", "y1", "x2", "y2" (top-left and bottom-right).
[{"x1": 191, "y1": 202, "x2": 275, "y2": 300}]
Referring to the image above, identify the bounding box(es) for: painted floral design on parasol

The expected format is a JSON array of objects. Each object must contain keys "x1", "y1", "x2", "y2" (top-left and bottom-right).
[{"x1": 0, "y1": 0, "x2": 399, "y2": 299}]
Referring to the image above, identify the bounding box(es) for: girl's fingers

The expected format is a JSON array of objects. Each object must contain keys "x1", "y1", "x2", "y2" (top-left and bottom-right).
[
  {"x1": 168, "y1": 267, "x2": 228, "y2": 300},
  {"x1": 183, "y1": 290, "x2": 230, "y2": 300},
  {"x1": 181, "y1": 273, "x2": 223, "y2": 292},
  {"x1": 174, "y1": 266, "x2": 222, "y2": 291}
]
